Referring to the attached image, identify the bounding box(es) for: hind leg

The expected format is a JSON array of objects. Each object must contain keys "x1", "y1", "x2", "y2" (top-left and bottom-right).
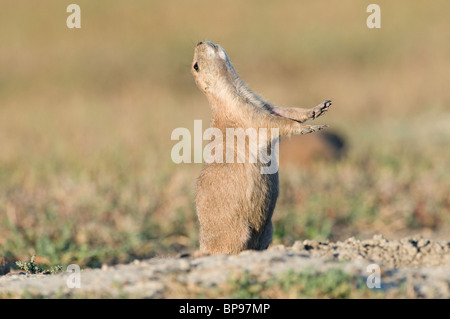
[
  {"x1": 199, "y1": 220, "x2": 250, "y2": 255},
  {"x1": 252, "y1": 220, "x2": 273, "y2": 251},
  {"x1": 261, "y1": 220, "x2": 273, "y2": 249}
]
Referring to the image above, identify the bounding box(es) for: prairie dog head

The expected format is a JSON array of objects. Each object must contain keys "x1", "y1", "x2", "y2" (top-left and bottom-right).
[{"x1": 191, "y1": 41, "x2": 238, "y2": 98}]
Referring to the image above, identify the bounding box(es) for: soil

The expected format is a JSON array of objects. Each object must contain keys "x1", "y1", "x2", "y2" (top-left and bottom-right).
[{"x1": 1, "y1": 235, "x2": 449, "y2": 298}]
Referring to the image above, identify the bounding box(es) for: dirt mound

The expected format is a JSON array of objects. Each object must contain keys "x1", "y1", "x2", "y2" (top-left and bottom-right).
[
  {"x1": 1, "y1": 235, "x2": 449, "y2": 298},
  {"x1": 292, "y1": 235, "x2": 450, "y2": 268}
]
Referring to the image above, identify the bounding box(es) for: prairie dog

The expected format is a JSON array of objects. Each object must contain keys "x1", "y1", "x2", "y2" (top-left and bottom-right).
[{"x1": 191, "y1": 41, "x2": 331, "y2": 255}]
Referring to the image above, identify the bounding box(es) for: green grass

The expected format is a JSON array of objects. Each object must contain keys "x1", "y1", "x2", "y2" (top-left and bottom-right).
[
  {"x1": 226, "y1": 268, "x2": 380, "y2": 299},
  {"x1": 15, "y1": 255, "x2": 63, "y2": 275},
  {"x1": 166, "y1": 268, "x2": 386, "y2": 299}
]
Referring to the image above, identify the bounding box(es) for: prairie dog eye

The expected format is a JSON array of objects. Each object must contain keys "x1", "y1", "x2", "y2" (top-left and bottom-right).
[{"x1": 193, "y1": 62, "x2": 199, "y2": 72}]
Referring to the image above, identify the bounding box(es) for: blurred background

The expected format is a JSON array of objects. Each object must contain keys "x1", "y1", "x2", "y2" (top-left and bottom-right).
[{"x1": 0, "y1": 1, "x2": 449, "y2": 268}]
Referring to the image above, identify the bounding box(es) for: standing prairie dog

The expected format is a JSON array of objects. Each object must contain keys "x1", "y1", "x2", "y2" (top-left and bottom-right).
[{"x1": 192, "y1": 41, "x2": 332, "y2": 255}]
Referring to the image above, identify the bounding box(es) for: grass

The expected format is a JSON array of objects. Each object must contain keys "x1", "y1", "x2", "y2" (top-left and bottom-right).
[
  {"x1": 275, "y1": 115, "x2": 450, "y2": 244},
  {"x1": 15, "y1": 255, "x2": 62, "y2": 275},
  {"x1": 0, "y1": 0, "x2": 449, "y2": 280},
  {"x1": 226, "y1": 268, "x2": 381, "y2": 299},
  {"x1": 163, "y1": 268, "x2": 388, "y2": 299}
]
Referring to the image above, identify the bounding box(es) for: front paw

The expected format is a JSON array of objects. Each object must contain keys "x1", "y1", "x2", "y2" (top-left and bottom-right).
[
  {"x1": 300, "y1": 124, "x2": 329, "y2": 135},
  {"x1": 310, "y1": 100, "x2": 332, "y2": 120}
]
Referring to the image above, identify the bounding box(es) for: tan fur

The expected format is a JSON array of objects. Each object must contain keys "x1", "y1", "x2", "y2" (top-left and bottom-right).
[{"x1": 191, "y1": 41, "x2": 332, "y2": 255}]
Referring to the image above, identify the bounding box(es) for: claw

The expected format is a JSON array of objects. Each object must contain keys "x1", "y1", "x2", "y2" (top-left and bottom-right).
[
  {"x1": 311, "y1": 100, "x2": 332, "y2": 120},
  {"x1": 300, "y1": 124, "x2": 328, "y2": 135}
]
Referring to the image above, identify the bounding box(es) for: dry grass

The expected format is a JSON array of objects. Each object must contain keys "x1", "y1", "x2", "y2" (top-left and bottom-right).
[{"x1": 0, "y1": 1, "x2": 449, "y2": 269}]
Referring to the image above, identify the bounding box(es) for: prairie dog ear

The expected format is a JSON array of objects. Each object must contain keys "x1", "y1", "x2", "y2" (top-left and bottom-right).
[{"x1": 217, "y1": 45, "x2": 228, "y2": 60}]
